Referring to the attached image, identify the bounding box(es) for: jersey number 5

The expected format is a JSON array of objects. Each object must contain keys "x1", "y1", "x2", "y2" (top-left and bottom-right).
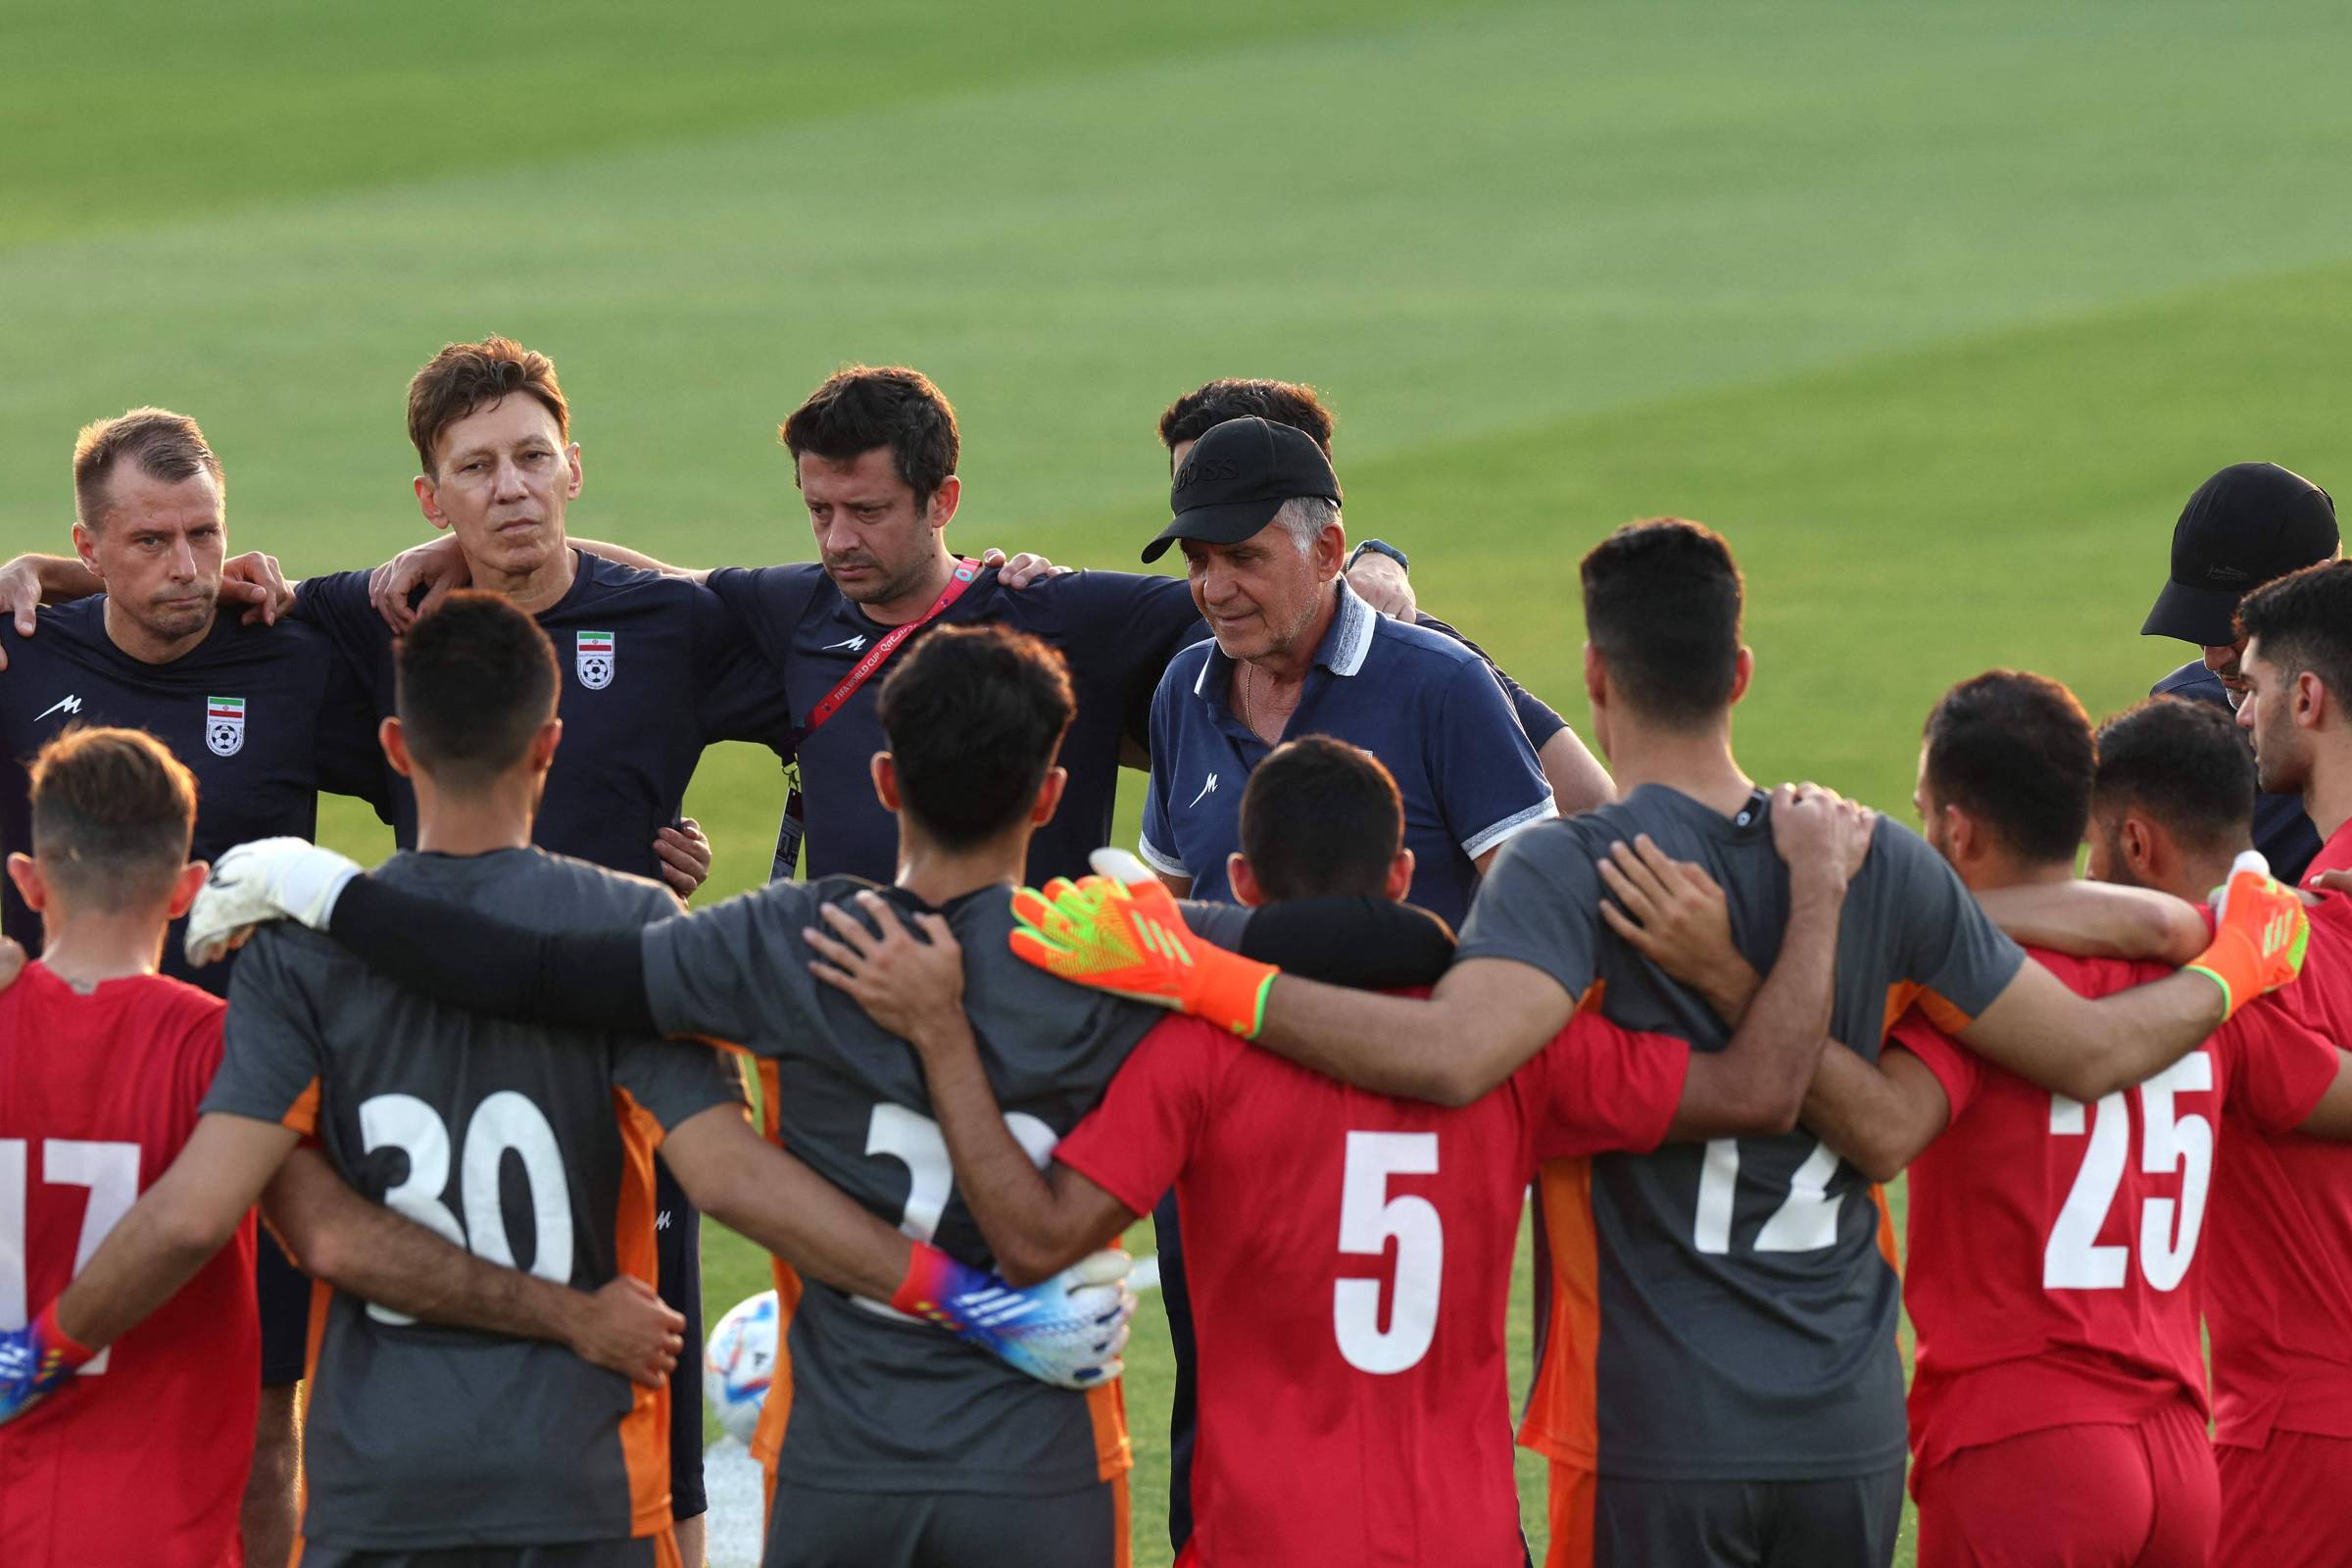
[
  {"x1": 2044, "y1": 1052, "x2": 2213, "y2": 1292},
  {"x1": 359, "y1": 1093, "x2": 573, "y2": 1326},
  {"x1": 0, "y1": 1139, "x2": 141, "y2": 1375},
  {"x1": 1335, "y1": 1131, "x2": 1444, "y2": 1375}
]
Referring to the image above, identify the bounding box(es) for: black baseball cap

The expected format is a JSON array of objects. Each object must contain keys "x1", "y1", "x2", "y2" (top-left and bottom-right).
[
  {"x1": 1143, "y1": 416, "x2": 1341, "y2": 564},
  {"x1": 2143, "y1": 463, "x2": 2338, "y2": 647}
]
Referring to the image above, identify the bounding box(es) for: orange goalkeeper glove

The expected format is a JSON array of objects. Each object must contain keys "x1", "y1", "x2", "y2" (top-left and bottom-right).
[
  {"x1": 2187, "y1": 851, "x2": 2311, "y2": 1019},
  {"x1": 1007, "y1": 850, "x2": 1277, "y2": 1039}
]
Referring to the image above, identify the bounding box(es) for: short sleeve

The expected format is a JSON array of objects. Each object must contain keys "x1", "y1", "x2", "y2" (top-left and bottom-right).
[
  {"x1": 1874, "y1": 823, "x2": 2029, "y2": 1023},
  {"x1": 290, "y1": 570, "x2": 392, "y2": 682},
  {"x1": 1050, "y1": 572, "x2": 1204, "y2": 751},
  {"x1": 1137, "y1": 673, "x2": 1186, "y2": 878},
  {"x1": 1518, "y1": 1013, "x2": 1689, "y2": 1161},
  {"x1": 311, "y1": 642, "x2": 393, "y2": 815},
  {"x1": 1454, "y1": 825, "x2": 1601, "y2": 1001},
  {"x1": 1886, "y1": 1005, "x2": 1985, "y2": 1123},
  {"x1": 640, "y1": 881, "x2": 826, "y2": 1050},
  {"x1": 1430, "y1": 655, "x2": 1555, "y2": 860},
  {"x1": 1179, "y1": 901, "x2": 1253, "y2": 952},
  {"x1": 1412, "y1": 613, "x2": 1567, "y2": 751},
  {"x1": 2220, "y1": 991, "x2": 2340, "y2": 1136},
  {"x1": 612, "y1": 1036, "x2": 749, "y2": 1136},
  {"x1": 203, "y1": 929, "x2": 332, "y2": 1133},
  {"x1": 1051, "y1": 1016, "x2": 1230, "y2": 1217},
  {"x1": 689, "y1": 578, "x2": 799, "y2": 746}
]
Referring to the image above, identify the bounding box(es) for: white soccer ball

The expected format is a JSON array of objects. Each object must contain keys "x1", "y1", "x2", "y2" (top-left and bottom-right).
[{"x1": 703, "y1": 1290, "x2": 779, "y2": 1447}]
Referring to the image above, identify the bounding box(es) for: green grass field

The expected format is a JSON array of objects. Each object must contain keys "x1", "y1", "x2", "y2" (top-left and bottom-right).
[{"x1": 14, "y1": 3, "x2": 2352, "y2": 1561}]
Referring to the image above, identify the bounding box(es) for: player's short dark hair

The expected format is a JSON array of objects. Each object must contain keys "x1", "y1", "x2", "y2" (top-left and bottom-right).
[
  {"x1": 877, "y1": 624, "x2": 1073, "y2": 850},
  {"x1": 2091, "y1": 697, "x2": 2254, "y2": 852},
  {"x1": 1922, "y1": 670, "x2": 2094, "y2": 864},
  {"x1": 407, "y1": 336, "x2": 570, "y2": 475},
  {"x1": 27, "y1": 726, "x2": 197, "y2": 909},
  {"x1": 1239, "y1": 737, "x2": 1402, "y2": 901},
  {"x1": 1158, "y1": 379, "x2": 1336, "y2": 457},
  {"x1": 393, "y1": 592, "x2": 559, "y2": 789},
  {"x1": 2237, "y1": 560, "x2": 2352, "y2": 710},
  {"x1": 781, "y1": 366, "x2": 959, "y2": 509},
  {"x1": 1580, "y1": 518, "x2": 1743, "y2": 727},
  {"x1": 72, "y1": 408, "x2": 224, "y2": 529}
]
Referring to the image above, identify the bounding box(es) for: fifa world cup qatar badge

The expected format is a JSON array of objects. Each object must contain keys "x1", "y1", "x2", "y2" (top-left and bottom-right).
[
  {"x1": 575, "y1": 629, "x2": 615, "y2": 690},
  {"x1": 206, "y1": 696, "x2": 245, "y2": 757}
]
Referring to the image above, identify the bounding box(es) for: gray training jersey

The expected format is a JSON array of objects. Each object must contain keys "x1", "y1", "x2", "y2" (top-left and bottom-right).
[
  {"x1": 202, "y1": 849, "x2": 740, "y2": 1550},
  {"x1": 1456, "y1": 784, "x2": 2024, "y2": 1483},
  {"x1": 640, "y1": 876, "x2": 1160, "y2": 1497}
]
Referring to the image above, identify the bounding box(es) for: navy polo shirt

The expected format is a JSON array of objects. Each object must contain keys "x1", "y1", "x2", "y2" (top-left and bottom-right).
[
  {"x1": 1138, "y1": 581, "x2": 1555, "y2": 929},
  {"x1": 2152, "y1": 658, "x2": 2320, "y2": 883},
  {"x1": 0, "y1": 599, "x2": 390, "y2": 993},
  {"x1": 706, "y1": 562, "x2": 1207, "y2": 884},
  {"x1": 294, "y1": 551, "x2": 795, "y2": 882}
]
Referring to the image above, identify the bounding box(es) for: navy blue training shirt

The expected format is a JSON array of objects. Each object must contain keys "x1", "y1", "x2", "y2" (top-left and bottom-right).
[
  {"x1": 0, "y1": 599, "x2": 389, "y2": 993},
  {"x1": 2153, "y1": 658, "x2": 2320, "y2": 883},
  {"x1": 705, "y1": 562, "x2": 1206, "y2": 883},
  {"x1": 1139, "y1": 580, "x2": 1555, "y2": 929},
  {"x1": 293, "y1": 551, "x2": 795, "y2": 881}
]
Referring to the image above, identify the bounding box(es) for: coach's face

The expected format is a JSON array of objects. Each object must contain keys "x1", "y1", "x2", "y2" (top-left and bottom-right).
[
  {"x1": 416, "y1": 396, "x2": 581, "y2": 581},
  {"x1": 1182, "y1": 518, "x2": 1343, "y2": 665},
  {"x1": 2202, "y1": 638, "x2": 2249, "y2": 709},
  {"x1": 2237, "y1": 641, "x2": 2314, "y2": 797},
  {"x1": 802, "y1": 447, "x2": 959, "y2": 612},
  {"x1": 75, "y1": 466, "x2": 225, "y2": 649}
]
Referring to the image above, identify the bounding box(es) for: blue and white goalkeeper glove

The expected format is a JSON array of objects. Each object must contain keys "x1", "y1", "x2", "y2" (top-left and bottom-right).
[
  {"x1": 0, "y1": 1303, "x2": 94, "y2": 1427},
  {"x1": 892, "y1": 1244, "x2": 1133, "y2": 1390}
]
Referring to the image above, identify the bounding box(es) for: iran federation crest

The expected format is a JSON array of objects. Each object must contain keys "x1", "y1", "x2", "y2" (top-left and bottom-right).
[
  {"x1": 206, "y1": 696, "x2": 245, "y2": 758},
  {"x1": 575, "y1": 630, "x2": 615, "y2": 690}
]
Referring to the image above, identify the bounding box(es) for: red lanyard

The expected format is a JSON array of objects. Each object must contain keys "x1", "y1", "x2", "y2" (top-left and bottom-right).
[{"x1": 804, "y1": 558, "x2": 981, "y2": 733}]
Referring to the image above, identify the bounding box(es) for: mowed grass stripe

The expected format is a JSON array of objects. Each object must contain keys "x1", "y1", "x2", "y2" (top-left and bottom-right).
[
  {"x1": 0, "y1": 0, "x2": 1505, "y2": 249},
  {"x1": 16, "y1": 4, "x2": 2352, "y2": 556}
]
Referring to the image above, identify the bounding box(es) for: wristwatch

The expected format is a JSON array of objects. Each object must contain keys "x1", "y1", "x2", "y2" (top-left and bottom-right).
[{"x1": 1347, "y1": 538, "x2": 1409, "y2": 573}]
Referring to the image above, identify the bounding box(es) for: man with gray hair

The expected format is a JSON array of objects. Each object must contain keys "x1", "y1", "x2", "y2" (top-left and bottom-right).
[
  {"x1": 1131, "y1": 414, "x2": 1557, "y2": 1555},
  {"x1": 1137, "y1": 415, "x2": 1555, "y2": 926}
]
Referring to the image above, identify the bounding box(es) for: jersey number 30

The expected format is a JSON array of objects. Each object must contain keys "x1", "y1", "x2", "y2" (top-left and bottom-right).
[
  {"x1": 0, "y1": 1139, "x2": 141, "y2": 1376},
  {"x1": 360, "y1": 1092, "x2": 572, "y2": 1326}
]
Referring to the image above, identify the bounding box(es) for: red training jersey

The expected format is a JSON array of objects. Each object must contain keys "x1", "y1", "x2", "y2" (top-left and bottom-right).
[
  {"x1": 0, "y1": 963, "x2": 258, "y2": 1568},
  {"x1": 2206, "y1": 821, "x2": 2352, "y2": 1447},
  {"x1": 1053, "y1": 1002, "x2": 1690, "y2": 1568},
  {"x1": 1894, "y1": 945, "x2": 2335, "y2": 1471}
]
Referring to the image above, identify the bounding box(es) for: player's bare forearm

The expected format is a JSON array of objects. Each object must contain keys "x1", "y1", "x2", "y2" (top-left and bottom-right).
[
  {"x1": 1256, "y1": 956, "x2": 1573, "y2": 1107},
  {"x1": 662, "y1": 1106, "x2": 911, "y2": 1300},
  {"x1": 1961, "y1": 959, "x2": 2227, "y2": 1103},
  {"x1": 1540, "y1": 727, "x2": 1616, "y2": 814},
  {"x1": 570, "y1": 536, "x2": 710, "y2": 585},
  {"x1": 1974, "y1": 881, "x2": 2208, "y2": 965},
  {"x1": 9, "y1": 553, "x2": 103, "y2": 604},
  {"x1": 915, "y1": 1012, "x2": 1132, "y2": 1285},
  {"x1": 1800, "y1": 1044, "x2": 1951, "y2": 1181},
  {"x1": 1668, "y1": 879, "x2": 1841, "y2": 1140},
  {"x1": 264, "y1": 1149, "x2": 615, "y2": 1353},
  {"x1": 56, "y1": 1114, "x2": 297, "y2": 1349}
]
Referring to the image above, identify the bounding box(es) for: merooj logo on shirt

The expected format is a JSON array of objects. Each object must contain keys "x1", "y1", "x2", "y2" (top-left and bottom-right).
[
  {"x1": 206, "y1": 697, "x2": 245, "y2": 758},
  {"x1": 576, "y1": 631, "x2": 615, "y2": 690}
]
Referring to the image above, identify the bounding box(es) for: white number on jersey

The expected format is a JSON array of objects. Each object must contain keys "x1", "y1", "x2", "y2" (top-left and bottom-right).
[
  {"x1": 1692, "y1": 1137, "x2": 1848, "y2": 1255},
  {"x1": 2044, "y1": 1051, "x2": 2215, "y2": 1293},
  {"x1": 1334, "y1": 1131, "x2": 1445, "y2": 1374},
  {"x1": 855, "y1": 1102, "x2": 1058, "y2": 1321},
  {"x1": 358, "y1": 1092, "x2": 572, "y2": 1326},
  {"x1": 1, "y1": 1138, "x2": 143, "y2": 1374}
]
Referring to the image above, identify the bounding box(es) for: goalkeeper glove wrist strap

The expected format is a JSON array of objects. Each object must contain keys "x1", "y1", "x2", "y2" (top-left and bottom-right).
[
  {"x1": 31, "y1": 1302, "x2": 94, "y2": 1382},
  {"x1": 891, "y1": 1242, "x2": 990, "y2": 1330}
]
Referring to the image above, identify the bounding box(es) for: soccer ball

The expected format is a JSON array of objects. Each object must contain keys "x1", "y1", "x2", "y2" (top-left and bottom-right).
[{"x1": 704, "y1": 1291, "x2": 779, "y2": 1447}]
